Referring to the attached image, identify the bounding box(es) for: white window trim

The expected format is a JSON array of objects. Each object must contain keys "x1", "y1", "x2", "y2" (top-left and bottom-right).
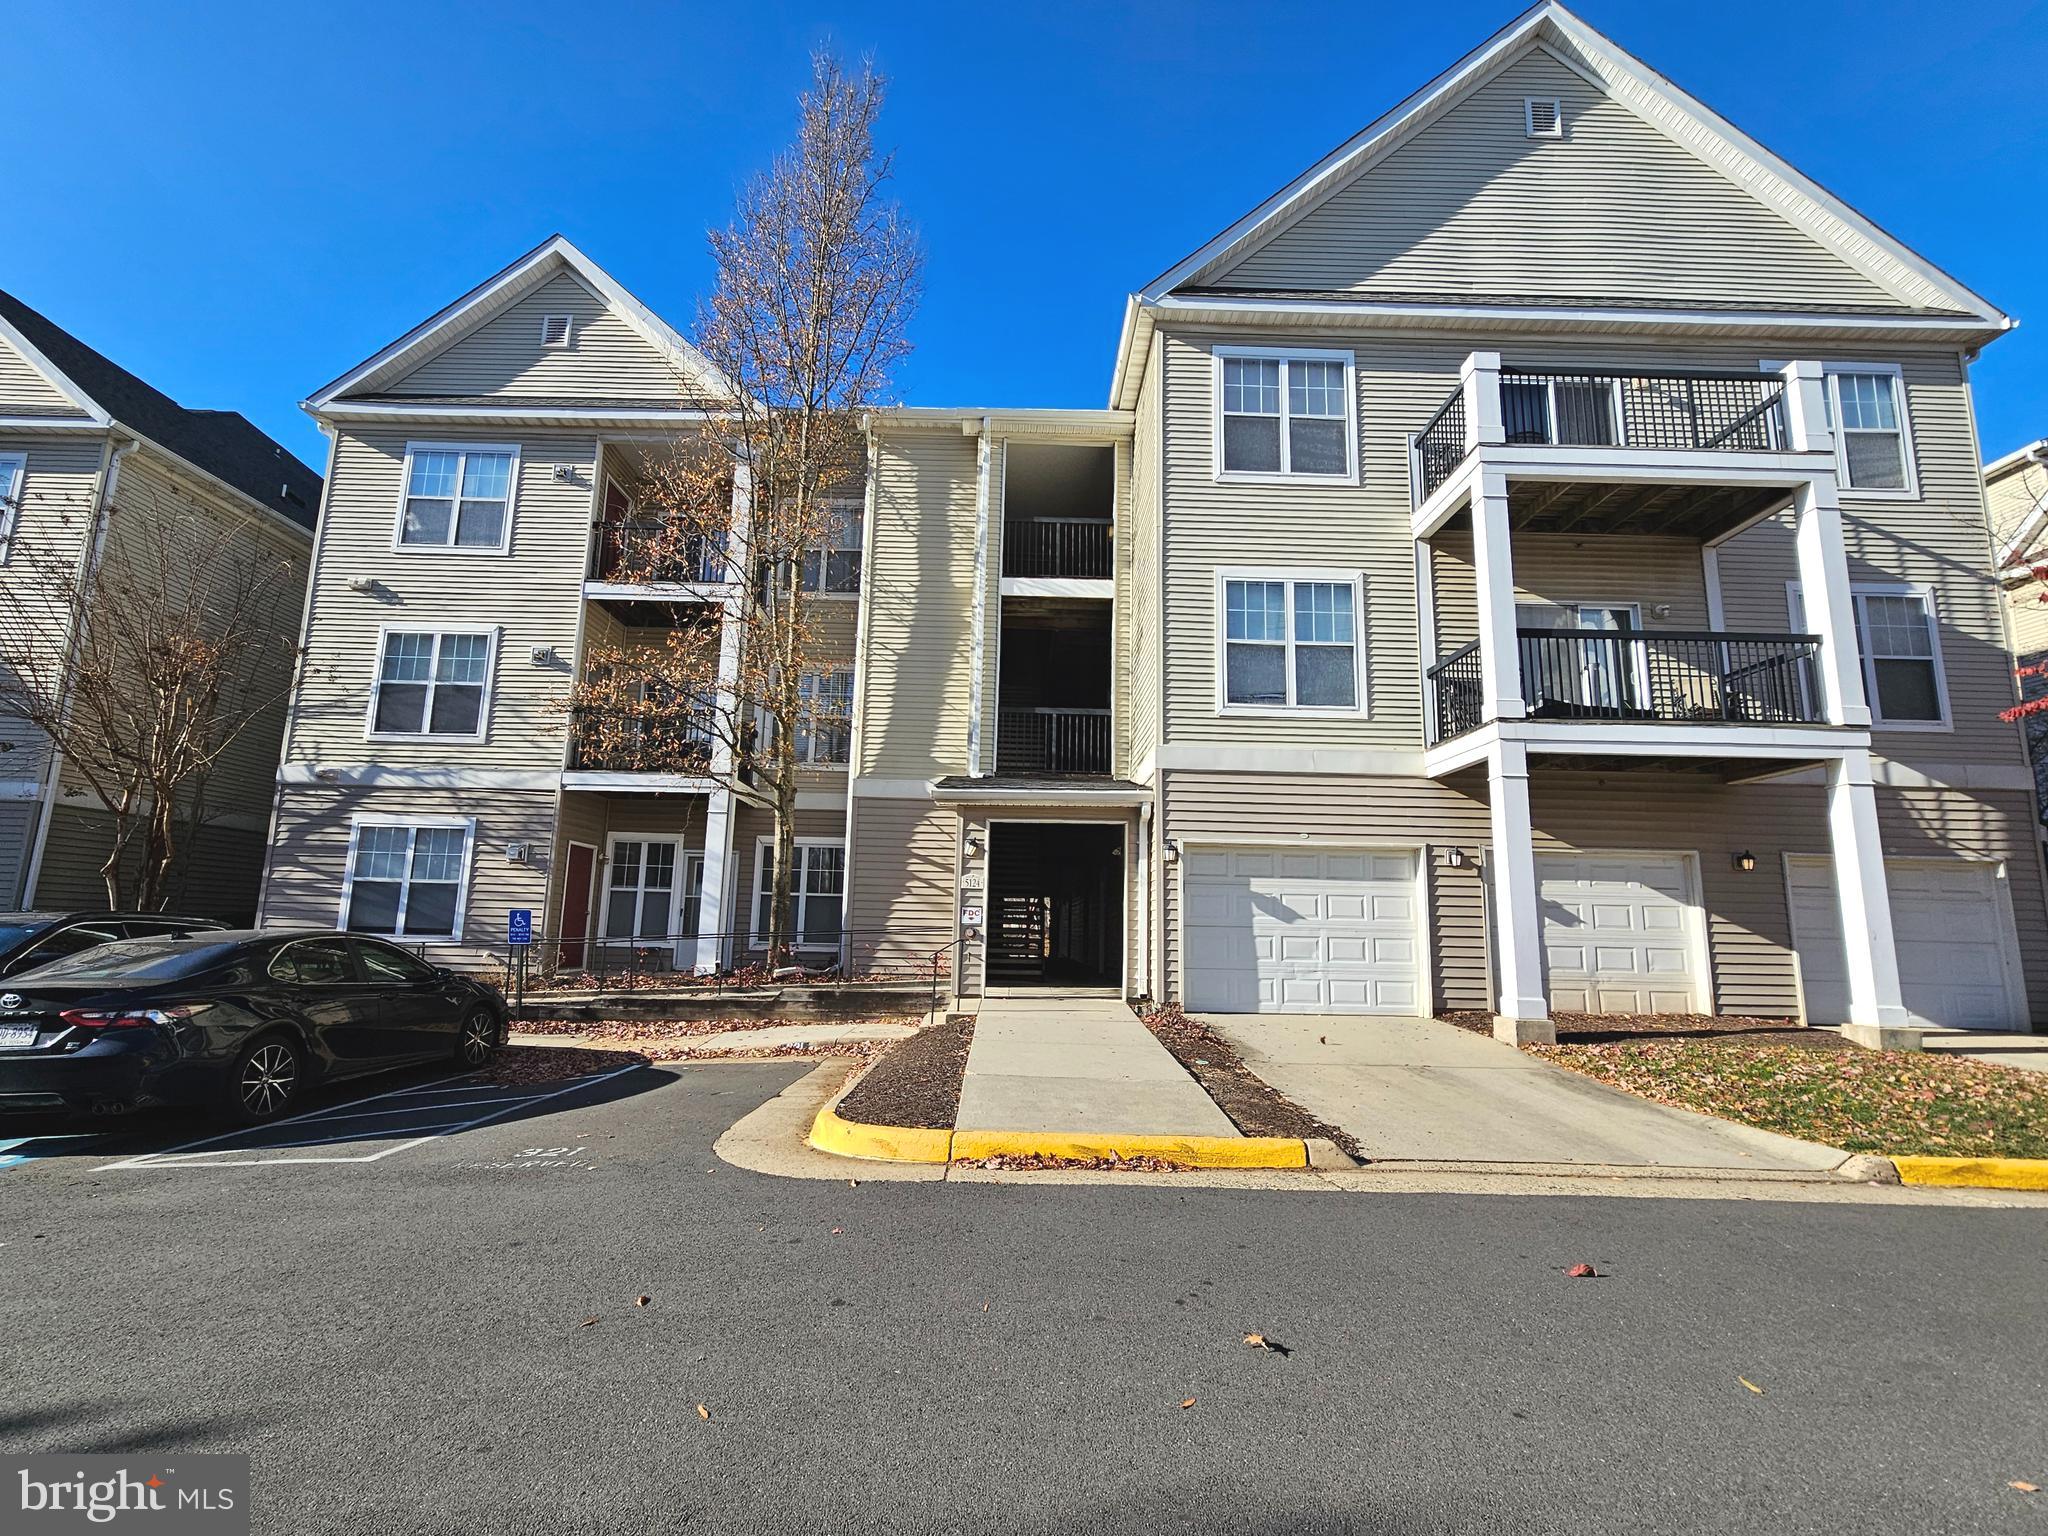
[
  {"x1": 797, "y1": 498, "x2": 865, "y2": 598},
  {"x1": 1524, "y1": 97, "x2": 1563, "y2": 138},
  {"x1": 749, "y1": 836, "x2": 846, "y2": 950},
  {"x1": 600, "y1": 832, "x2": 685, "y2": 944},
  {"x1": 1211, "y1": 346, "x2": 1360, "y2": 486},
  {"x1": 1822, "y1": 363, "x2": 1919, "y2": 501},
  {"x1": 794, "y1": 667, "x2": 855, "y2": 767},
  {"x1": 0, "y1": 452, "x2": 25, "y2": 562},
  {"x1": 1213, "y1": 566, "x2": 1369, "y2": 718},
  {"x1": 391, "y1": 441, "x2": 522, "y2": 555},
  {"x1": 1786, "y1": 578, "x2": 1952, "y2": 731},
  {"x1": 540, "y1": 314, "x2": 574, "y2": 348},
  {"x1": 337, "y1": 814, "x2": 477, "y2": 945},
  {"x1": 363, "y1": 624, "x2": 501, "y2": 744}
]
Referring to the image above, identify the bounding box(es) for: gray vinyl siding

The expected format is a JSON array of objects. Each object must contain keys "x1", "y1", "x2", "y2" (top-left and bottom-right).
[
  {"x1": 0, "y1": 337, "x2": 85, "y2": 415},
  {"x1": 0, "y1": 431, "x2": 108, "y2": 776},
  {"x1": 388, "y1": 271, "x2": 693, "y2": 402},
  {"x1": 264, "y1": 785, "x2": 558, "y2": 973},
  {"x1": 286, "y1": 427, "x2": 597, "y2": 771},
  {"x1": 0, "y1": 803, "x2": 32, "y2": 906},
  {"x1": 31, "y1": 805, "x2": 265, "y2": 921},
  {"x1": 857, "y1": 427, "x2": 978, "y2": 779},
  {"x1": 1212, "y1": 44, "x2": 1896, "y2": 310}
]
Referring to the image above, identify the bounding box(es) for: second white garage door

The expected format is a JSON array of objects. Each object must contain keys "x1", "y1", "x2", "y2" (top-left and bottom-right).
[
  {"x1": 1538, "y1": 852, "x2": 1706, "y2": 1014},
  {"x1": 1182, "y1": 847, "x2": 1421, "y2": 1013}
]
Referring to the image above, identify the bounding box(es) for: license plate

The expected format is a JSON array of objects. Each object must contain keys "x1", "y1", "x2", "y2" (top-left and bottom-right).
[{"x1": 0, "y1": 1024, "x2": 37, "y2": 1050}]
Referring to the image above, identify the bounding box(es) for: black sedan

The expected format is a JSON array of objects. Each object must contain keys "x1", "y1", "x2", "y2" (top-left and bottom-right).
[
  {"x1": 0, "y1": 911, "x2": 225, "y2": 977},
  {"x1": 0, "y1": 930, "x2": 509, "y2": 1123}
]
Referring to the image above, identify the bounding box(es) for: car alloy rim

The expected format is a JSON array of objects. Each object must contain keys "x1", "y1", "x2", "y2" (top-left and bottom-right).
[
  {"x1": 461, "y1": 1016, "x2": 492, "y2": 1064},
  {"x1": 242, "y1": 1043, "x2": 296, "y2": 1116}
]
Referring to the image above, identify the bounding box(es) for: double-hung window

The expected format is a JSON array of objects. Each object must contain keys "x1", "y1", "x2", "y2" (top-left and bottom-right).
[
  {"x1": 1789, "y1": 582, "x2": 1947, "y2": 726},
  {"x1": 795, "y1": 668, "x2": 853, "y2": 765},
  {"x1": 342, "y1": 819, "x2": 473, "y2": 940},
  {"x1": 800, "y1": 503, "x2": 863, "y2": 593},
  {"x1": 1219, "y1": 571, "x2": 1363, "y2": 711},
  {"x1": 370, "y1": 629, "x2": 494, "y2": 738},
  {"x1": 1824, "y1": 368, "x2": 1915, "y2": 495},
  {"x1": 752, "y1": 840, "x2": 845, "y2": 949},
  {"x1": 1216, "y1": 349, "x2": 1356, "y2": 480},
  {"x1": 0, "y1": 452, "x2": 24, "y2": 559},
  {"x1": 399, "y1": 444, "x2": 518, "y2": 549}
]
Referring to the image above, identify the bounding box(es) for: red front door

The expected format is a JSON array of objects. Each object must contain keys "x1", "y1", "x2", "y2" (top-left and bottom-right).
[{"x1": 558, "y1": 843, "x2": 596, "y2": 971}]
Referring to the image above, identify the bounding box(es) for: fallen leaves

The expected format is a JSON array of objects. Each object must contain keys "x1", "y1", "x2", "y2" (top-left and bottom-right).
[
  {"x1": 696, "y1": 1404, "x2": 711, "y2": 1421},
  {"x1": 1243, "y1": 1332, "x2": 1292, "y2": 1357},
  {"x1": 1179, "y1": 1398, "x2": 1197, "y2": 1410},
  {"x1": 2009, "y1": 1481, "x2": 2039, "y2": 1494},
  {"x1": 579, "y1": 1316, "x2": 600, "y2": 1328},
  {"x1": 635, "y1": 1295, "x2": 652, "y2": 1308},
  {"x1": 1564, "y1": 1263, "x2": 1599, "y2": 1279},
  {"x1": 1739, "y1": 1378, "x2": 1765, "y2": 1396}
]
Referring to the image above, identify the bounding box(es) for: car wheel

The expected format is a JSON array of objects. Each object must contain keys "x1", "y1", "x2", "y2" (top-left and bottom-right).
[
  {"x1": 229, "y1": 1034, "x2": 302, "y2": 1123},
  {"x1": 454, "y1": 1009, "x2": 499, "y2": 1068}
]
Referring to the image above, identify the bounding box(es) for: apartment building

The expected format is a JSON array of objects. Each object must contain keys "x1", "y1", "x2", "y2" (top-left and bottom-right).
[
  {"x1": 0, "y1": 289, "x2": 318, "y2": 917},
  {"x1": 266, "y1": 4, "x2": 2044, "y2": 1043},
  {"x1": 1986, "y1": 440, "x2": 2048, "y2": 823}
]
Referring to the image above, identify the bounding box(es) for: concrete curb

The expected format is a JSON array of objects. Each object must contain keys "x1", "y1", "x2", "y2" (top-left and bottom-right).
[
  {"x1": 806, "y1": 1100, "x2": 1312, "y2": 1169},
  {"x1": 1891, "y1": 1155, "x2": 2048, "y2": 1190}
]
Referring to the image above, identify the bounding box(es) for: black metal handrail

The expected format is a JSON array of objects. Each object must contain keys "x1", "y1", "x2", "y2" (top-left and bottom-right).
[
  {"x1": 1003, "y1": 517, "x2": 1113, "y2": 579},
  {"x1": 591, "y1": 519, "x2": 729, "y2": 584},
  {"x1": 1499, "y1": 368, "x2": 1788, "y2": 453},
  {"x1": 1425, "y1": 640, "x2": 1484, "y2": 743},
  {"x1": 1416, "y1": 390, "x2": 1469, "y2": 499},
  {"x1": 1518, "y1": 628, "x2": 1822, "y2": 725},
  {"x1": 995, "y1": 706, "x2": 1112, "y2": 775},
  {"x1": 568, "y1": 706, "x2": 714, "y2": 773}
]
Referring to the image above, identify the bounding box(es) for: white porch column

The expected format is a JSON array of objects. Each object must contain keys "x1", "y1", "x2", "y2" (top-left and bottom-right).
[
  {"x1": 694, "y1": 485, "x2": 750, "y2": 974},
  {"x1": 1486, "y1": 739, "x2": 1552, "y2": 1044},
  {"x1": 1470, "y1": 466, "x2": 1525, "y2": 723},
  {"x1": 1782, "y1": 360, "x2": 1871, "y2": 729},
  {"x1": 694, "y1": 788, "x2": 736, "y2": 974},
  {"x1": 1826, "y1": 750, "x2": 1914, "y2": 1048},
  {"x1": 1460, "y1": 350, "x2": 1505, "y2": 449}
]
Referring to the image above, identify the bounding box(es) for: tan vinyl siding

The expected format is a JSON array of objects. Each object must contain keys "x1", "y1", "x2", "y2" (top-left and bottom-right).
[
  {"x1": 1986, "y1": 457, "x2": 2047, "y2": 557},
  {"x1": 977, "y1": 441, "x2": 1004, "y2": 769},
  {"x1": 1109, "y1": 436, "x2": 1134, "y2": 775},
  {"x1": 33, "y1": 805, "x2": 265, "y2": 921},
  {"x1": 1429, "y1": 530, "x2": 1711, "y2": 651},
  {"x1": 1213, "y1": 45, "x2": 1896, "y2": 310},
  {"x1": 728, "y1": 801, "x2": 847, "y2": 955},
  {"x1": 0, "y1": 337, "x2": 85, "y2": 415},
  {"x1": 264, "y1": 785, "x2": 557, "y2": 973},
  {"x1": 857, "y1": 427, "x2": 978, "y2": 779},
  {"x1": 1126, "y1": 351, "x2": 1163, "y2": 773},
  {"x1": 846, "y1": 795, "x2": 959, "y2": 972},
  {"x1": 286, "y1": 427, "x2": 597, "y2": 771},
  {"x1": 388, "y1": 272, "x2": 692, "y2": 402}
]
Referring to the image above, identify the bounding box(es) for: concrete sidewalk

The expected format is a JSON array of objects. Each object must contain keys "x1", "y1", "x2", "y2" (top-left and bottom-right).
[
  {"x1": 955, "y1": 994, "x2": 1237, "y2": 1137},
  {"x1": 1202, "y1": 1014, "x2": 1847, "y2": 1172},
  {"x1": 1917, "y1": 1029, "x2": 2048, "y2": 1074}
]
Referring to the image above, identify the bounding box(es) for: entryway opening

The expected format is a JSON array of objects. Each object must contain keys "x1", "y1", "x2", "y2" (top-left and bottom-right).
[{"x1": 986, "y1": 822, "x2": 1124, "y2": 988}]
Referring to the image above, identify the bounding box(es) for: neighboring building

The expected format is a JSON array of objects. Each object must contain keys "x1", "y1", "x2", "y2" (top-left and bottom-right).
[
  {"x1": 265, "y1": 4, "x2": 2046, "y2": 1042},
  {"x1": 0, "y1": 290, "x2": 319, "y2": 919},
  {"x1": 1986, "y1": 440, "x2": 2048, "y2": 823}
]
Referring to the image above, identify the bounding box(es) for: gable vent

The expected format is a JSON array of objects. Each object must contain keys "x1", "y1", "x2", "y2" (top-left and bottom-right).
[
  {"x1": 539, "y1": 314, "x2": 574, "y2": 347},
  {"x1": 1524, "y1": 97, "x2": 1562, "y2": 139}
]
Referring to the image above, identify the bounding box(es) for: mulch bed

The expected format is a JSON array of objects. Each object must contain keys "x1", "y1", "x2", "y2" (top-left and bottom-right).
[
  {"x1": 1436, "y1": 1009, "x2": 1849, "y2": 1050},
  {"x1": 1140, "y1": 1004, "x2": 1362, "y2": 1161},
  {"x1": 834, "y1": 1017, "x2": 977, "y2": 1130},
  {"x1": 517, "y1": 1016, "x2": 916, "y2": 1040}
]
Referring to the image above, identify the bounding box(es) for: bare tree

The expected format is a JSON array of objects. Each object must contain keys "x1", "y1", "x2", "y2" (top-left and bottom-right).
[
  {"x1": 0, "y1": 488, "x2": 304, "y2": 910},
  {"x1": 568, "y1": 49, "x2": 920, "y2": 965}
]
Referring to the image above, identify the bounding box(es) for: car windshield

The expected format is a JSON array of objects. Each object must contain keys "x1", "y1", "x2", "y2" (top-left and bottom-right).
[
  {"x1": 0, "y1": 922, "x2": 50, "y2": 951},
  {"x1": 14, "y1": 938, "x2": 238, "y2": 984}
]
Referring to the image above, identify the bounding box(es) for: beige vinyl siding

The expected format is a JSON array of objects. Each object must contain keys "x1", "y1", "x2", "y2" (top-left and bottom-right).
[
  {"x1": 1109, "y1": 436, "x2": 1134, "y2": 776},
  {"x1": 1126, "y1": 347, "x2": 1164, "y2": 774},
  {"x1": 388, "y1": 272, "x2": 692, "y2": 402},
  {"x1": 845, "y1": 795, "x2": 959, "y2": 973},
  {"x1": 1429, "y1": 530, "x2": 1711, "y2": 651},
  {"x1": 34, "y1": 804, "x2": 265, "y2": 921},
  {"x1": 264, "y1": 785, "x2": 557, "y2": 973},
  {"x1": 1213, "y1": 45, "x2": 1896, "y2": 310},
  {"x1": 0, "y1": 431, "x2": 108, "y2": 776},
  {"x1": 286, "y1": 427, "x2": 596, "y2": 771},
  {"x1": 728, "y1": 801, "x2": 848, "y2": 955},
  {"x1": 1985, "y1": 456, "x2": 2046, "y2": 557},
  {"x1": 0, "y1": 337, "x2": 85, "y2": 415},
  {"x1": 857, "y1": 426, "x2": 978, "y2": 779},
  {"x1": 977, "y1": 441, "x2": 1004, "y2": 770}
]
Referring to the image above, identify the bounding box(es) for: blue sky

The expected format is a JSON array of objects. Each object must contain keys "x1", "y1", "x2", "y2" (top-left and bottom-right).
[{"x1": 9, "y1": 0, "x2": 2045, "y2": 473}]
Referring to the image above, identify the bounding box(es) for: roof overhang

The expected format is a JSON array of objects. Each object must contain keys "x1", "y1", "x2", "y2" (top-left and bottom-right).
[
  {"x1": 866, "y1": 406, "x2": 1133, "y2": 442},
  {"x1": 1990, "y1": 438, "x2": 2048, "y2": 576},
  {"x1": 0, "y1": 312, "x2": 111, "y2": 427}
]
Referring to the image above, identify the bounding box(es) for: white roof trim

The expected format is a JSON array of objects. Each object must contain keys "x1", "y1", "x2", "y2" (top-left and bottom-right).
[
  {"x1": 1989, "y1": 440, "x2": 2048, "y2": 573},
  {"x1": 1139, "y1": 2, "x2": 2008, "y2": 327},
  {"x1": 0, "y1": 313, "x2": 112, "y2": 426},
  {"x1": 303, "y1": 234, "x2": 735, "y2": 412},
  {"x1": 1986, "y1": 437, "x2": 2048, "y2": 483}
]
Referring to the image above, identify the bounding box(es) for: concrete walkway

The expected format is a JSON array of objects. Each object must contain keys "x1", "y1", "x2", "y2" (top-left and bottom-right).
[
  {"x1": 1917, "y1": 1029, "x2": 2048, "y2": 1074},
  {"x1": 1201, "y1": 1014, "x2": 1847, "y2": 1171},
  {"x1": 955, "y1": 994, "x2": 1237, "y2": 1137}
]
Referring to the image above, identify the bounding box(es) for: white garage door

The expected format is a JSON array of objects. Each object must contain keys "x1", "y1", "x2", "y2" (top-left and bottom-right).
[
  {"x1": 1182, "y1": 847, "x2": 1420, "y2": 1013},
  {"x1": 1787, "y1": 857, "x2": 2023, "y2": 1029},
  {"x1": 1538, "y1": 853, "x2": 1704, "y2": 1014}
]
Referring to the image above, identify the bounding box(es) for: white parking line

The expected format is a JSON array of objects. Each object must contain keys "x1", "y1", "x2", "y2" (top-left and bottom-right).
[{"x1": 98, "y1": 1063, "x2": 644, "y2": 1170}]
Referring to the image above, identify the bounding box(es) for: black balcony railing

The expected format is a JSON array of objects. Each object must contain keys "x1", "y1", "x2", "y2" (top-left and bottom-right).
[
  {"x1": 1416, "y1": 390, "x2": 1470, "y2": 499},
  {"x1": 1003, "y1": 517, "x2": 1112, "y2": 579},
  {"x1": 592, "y1": 520, "x2": 728, "y2": 584},
  {"x1": 1426, "y1": 630, "x2": 1827, "y2": 743},
  {"x1": 995, "y1": 707, "x2": 1112, "y2": 775},
  {"x1": 568, "y1": 707, "x2": 714, "y2": 773}
]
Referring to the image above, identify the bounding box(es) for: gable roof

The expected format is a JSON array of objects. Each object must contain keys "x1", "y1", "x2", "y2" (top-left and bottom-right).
[
  {"x1": 1110, "y1": 1, "x2": 2012, "y2": 406},
  {"x1": 0, "y1": 289, "x2": 323, "y2": 530},
  {"x1": 305, "y1": 234, "x2": 735, "y2": 416},
  {"x1": 1989, "y1": 439, "x2": 2048, "y2": 574}
]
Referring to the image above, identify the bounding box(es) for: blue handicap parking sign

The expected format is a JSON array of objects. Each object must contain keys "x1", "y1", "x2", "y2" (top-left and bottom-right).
[{"x1": 508, "y1": 909, "x2": 533, "y2": 946}]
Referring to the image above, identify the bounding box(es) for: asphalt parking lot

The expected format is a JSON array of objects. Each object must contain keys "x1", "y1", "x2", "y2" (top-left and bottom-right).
[{"x1": 7, "y1": 1057, "x2": 2048, "y2": 1536}]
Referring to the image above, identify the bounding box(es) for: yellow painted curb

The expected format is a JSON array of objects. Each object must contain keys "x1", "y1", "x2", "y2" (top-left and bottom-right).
[
  {"x1": 949, "y1": 1128, "x2": 1309, "y2": 1170},
  {"x1": 1892, "y1": 1156, "x2": 2048, "y2": 1190},
  {"x1": 807, "y1": 1101, "x2": 952, "y2": 1164}
]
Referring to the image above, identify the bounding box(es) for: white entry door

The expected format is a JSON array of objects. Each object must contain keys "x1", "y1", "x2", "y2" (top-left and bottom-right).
[
  {"x1": 1537, "y1": 852, "x2": 1704, "y2": 1014},
  {"x1": 1787, "y1": 856, "x2": 2024, "y2": 1029},
  {"x1": 1182, "y1": 847, "x2": 1420, "y2": 1013}
]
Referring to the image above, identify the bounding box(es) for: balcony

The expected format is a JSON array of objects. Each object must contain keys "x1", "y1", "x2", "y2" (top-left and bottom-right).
[
  {"x1": 1426, "y1": 629, "x2": 1825, "y2": 744},
  {"x1": 995, "y1": 707, "x2": 1112, "y2": 775},
  {"x1": 567, "y1": 706, "x2": 713, "y2": 776},
  {"x1": 1003, "y1": 517, "x2": 1112, "y2": 579},
  {"x1": 590, "y1": 520, "x2": 729, "y2": 587}
]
